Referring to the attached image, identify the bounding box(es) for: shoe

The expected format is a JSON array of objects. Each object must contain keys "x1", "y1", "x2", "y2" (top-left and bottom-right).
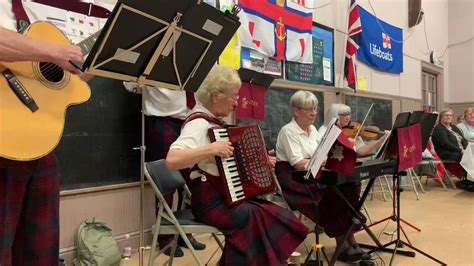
[
  {"x1": 177, "y1": 236, "x2": 206, "y2": 250},
  {"x1": 338, "y1": 251, "x2": 370, "y2": 262},
  {"x1": 163, "y1": 246, "x2": 184, "y2": 257}
]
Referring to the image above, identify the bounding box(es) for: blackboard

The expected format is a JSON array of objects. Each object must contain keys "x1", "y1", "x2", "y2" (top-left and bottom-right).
[
  {"x1": 57, "y1": 77, "x2": 141, "y2": 190},
  {"x1": 237, "y1": 87, "x2": 324, "y2": 150},
  {"x1": 345, "y1": 95, "x2": 392, "y2": 130}
]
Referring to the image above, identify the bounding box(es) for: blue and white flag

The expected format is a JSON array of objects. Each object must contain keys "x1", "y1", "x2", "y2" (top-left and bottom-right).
[{"x1": 357, "y1": 7, "x2": 403, "y2": 73}]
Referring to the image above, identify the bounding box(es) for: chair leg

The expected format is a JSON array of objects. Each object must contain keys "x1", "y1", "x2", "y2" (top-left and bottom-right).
[
  {"x1": 149, "y1": 208, "x2": 164, "y2": 266},
  {"x1": 167, "y1": 234, "x2": 180, "y2": 266},
  {"x1": 362, "y1": 203, "x2": 373, "y2": 224},
  {"x1": 412, "y1": 168, "x2": 426, "y2": 193},
  {"x1": 407, "y1": 169, "x2": 420, "y2": 200},
  {"x1": 384, "y1": 175, "x2": 393, "y2": 199},
  {"x1": 378, "y1": 177, "x2": 388, "y2": 202},
  {"x1": 445, "y1": 170, "x2": 457, "y2": 189}
]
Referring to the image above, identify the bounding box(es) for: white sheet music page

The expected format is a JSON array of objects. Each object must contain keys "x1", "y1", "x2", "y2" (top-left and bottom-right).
[{"x1": 305, "y1": 118, "x2": 341, "y2": 179}]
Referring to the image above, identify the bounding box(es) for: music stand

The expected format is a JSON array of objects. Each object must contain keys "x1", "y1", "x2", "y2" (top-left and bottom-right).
[
  {"x1": 82, "y1": 0, "x2": 240, "y2": 92},
  {"x1": 362, "y1": 112, "x2": 446, "y2": 265},
  {"x1": 79, "y1": 1, "x2": 241, "y2": 265}
]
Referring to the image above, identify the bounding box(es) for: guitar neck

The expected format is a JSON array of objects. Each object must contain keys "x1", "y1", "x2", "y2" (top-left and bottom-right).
[{"x1": 77, "y1": 31, "x2": 100, "y2": 55}]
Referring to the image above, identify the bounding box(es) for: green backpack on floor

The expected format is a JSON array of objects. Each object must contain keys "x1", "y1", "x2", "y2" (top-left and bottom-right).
[{"x1": 74, "y1": 218, "x2": 122, "y2": 266}]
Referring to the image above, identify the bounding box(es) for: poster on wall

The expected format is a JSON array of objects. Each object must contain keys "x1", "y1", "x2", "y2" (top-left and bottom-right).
[
  {"x1": 241, "y1": 47, "x2": 282, "y2": 77},
  {"x1": 286, "y1": 23, "x2": 334, "y2": 86},
  {"x1": 286, "y1": 37, "x2": 323, "y2": 84}
]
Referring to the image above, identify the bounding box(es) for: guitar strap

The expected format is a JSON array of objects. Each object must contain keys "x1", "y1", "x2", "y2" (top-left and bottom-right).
[{"x1": 11, "y1": 0, "x2": 30, "y2": 32}]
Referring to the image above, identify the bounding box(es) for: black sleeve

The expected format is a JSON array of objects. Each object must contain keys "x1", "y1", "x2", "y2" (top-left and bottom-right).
[{"x1": 432, "y1": 125, "x2": 462, "y2": 153}]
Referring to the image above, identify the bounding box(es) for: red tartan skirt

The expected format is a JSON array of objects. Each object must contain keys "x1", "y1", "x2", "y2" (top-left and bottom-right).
[
  {"x1": 275, "y1": 161, "x2": 361, "y2": 238},
  {"x1": 0, "y1": 153, "x2": 60, "y2": 266},
  {"x1": 145, "y1": 115, "x2": 184, "y2": 161},
  {"x1": 275, "y1": 161, "x2": 323, "y2": 222},
  {"x1": 187, "y1": 173, "x2": 309, "y2": 265}
]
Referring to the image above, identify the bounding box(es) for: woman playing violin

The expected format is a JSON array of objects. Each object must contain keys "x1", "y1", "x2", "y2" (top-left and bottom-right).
[{"x1": 321, "y1": 103, "x2": 389, "y2": 156}]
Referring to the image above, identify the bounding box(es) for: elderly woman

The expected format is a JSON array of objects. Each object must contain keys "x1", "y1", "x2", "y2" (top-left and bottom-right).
[
  {"x1": 321, "y1": 103, "x2": 387, "y2": 261},
  {"x1": 275, "y1": 95, "x2": 370, "y2": 263},
  {"x1": 457, "y1": 107, "x2": 474, "y2": 142},
  {"x1": 166, "y1": 65, "x2": 308, "y2": 265},
  {"x1": 432, "y1": 108, "x2": 468, "y2": 178}
]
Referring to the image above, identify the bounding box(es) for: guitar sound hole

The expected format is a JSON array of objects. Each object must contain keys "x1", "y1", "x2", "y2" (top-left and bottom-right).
[{"x1": 39, "y1": 62, "x2": 65, "y2": 83}]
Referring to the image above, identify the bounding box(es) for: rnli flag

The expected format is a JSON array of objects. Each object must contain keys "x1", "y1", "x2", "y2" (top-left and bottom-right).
[
  {"x1": 357, "y1": 6, "x2": 403, "y2": 73},
  {"x1": 237, "y1": 0, "x2": 313, "y2": 63}
]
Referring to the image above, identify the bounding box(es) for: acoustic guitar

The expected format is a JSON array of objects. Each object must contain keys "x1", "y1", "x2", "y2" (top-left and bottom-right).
[{"x1": 0, "y1": 21, "x2": 98, "y2": 161}]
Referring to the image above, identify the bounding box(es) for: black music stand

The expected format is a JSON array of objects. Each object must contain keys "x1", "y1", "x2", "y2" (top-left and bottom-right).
[
  {"x1": 78, "y1": 1, "x2": 241, "y2": 265},
  {"x1": 363, "y1": 112, "x2": 446, "y2": 265},
  {"x1": 82, "y1": 0, "x2": 240, "y2": 92}
]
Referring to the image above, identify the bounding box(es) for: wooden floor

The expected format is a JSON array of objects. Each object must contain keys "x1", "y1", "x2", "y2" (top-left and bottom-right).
[{"x1": 122, "y1": 177, "x2": 473, "y2": 265}]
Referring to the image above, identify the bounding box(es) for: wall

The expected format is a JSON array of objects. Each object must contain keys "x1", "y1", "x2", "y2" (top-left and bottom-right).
[
  {"x1": 312, "y1": 0, "x2": 451, "y2": 102},
  {"x1": 447, "y1": 0, "x2": 474, "y2": 103}
]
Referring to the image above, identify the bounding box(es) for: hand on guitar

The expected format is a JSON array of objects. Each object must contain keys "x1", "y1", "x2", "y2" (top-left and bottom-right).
[
  {"x1": 49, "y1": 44, "x2": 84, "y2": 75},
  {"x1": 210, "y1": 141, "x2": 234, "y2": 158}
]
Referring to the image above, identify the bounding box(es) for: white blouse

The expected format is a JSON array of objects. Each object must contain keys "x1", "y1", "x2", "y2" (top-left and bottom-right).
[
  {"x1": 169, "y1": 105, "x2": 220, "y2": 178},
  {"x1": 276, "y1": 118, "x2": 321, "y2": 166},
  {"x1": 123, "y1": 82, "x2": 191, "y2": 120}
]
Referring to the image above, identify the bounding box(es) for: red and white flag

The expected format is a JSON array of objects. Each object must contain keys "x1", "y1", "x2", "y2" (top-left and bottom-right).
[
  {"x1": 237, "y1": 0, "x2": 313, "y2": 63},
  {"x1": 344, "y1": 0, "x2": 362, "y2": 91}
]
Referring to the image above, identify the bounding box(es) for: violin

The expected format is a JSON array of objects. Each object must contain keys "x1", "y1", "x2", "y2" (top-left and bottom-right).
[{"x1": 342, "y1": 121, "x2": 385, "y2": 141}]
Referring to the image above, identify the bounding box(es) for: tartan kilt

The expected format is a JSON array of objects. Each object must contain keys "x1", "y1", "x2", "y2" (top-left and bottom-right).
[
  {"x1": 0, "y1": 153, "x2": 60, "y2": 266},
  {"x1": 318, "y1": 182, "x2": 361, "y2": 238},
  {"x1": 443, "y1": 162, "x2": 466, "y2": 179},
  {"x1": 275, "y1": 161, "x2": 323, "y2": 222},
  {"x1": 145, "y1": 115, "x2": 184, "y2": 161},
  {"x1": 188, "y1": 174, "x2": 309, "y2": 266}
]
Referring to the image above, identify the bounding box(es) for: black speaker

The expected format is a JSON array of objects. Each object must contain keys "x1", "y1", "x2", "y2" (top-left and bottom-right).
[{"x1": 408, "y1": 0, "x2": 423, "y2": 27}]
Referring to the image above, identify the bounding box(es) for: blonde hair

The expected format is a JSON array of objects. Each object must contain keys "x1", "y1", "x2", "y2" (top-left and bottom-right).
[
  {"x1": 196, "y1": 65, "x2": 241, "y2": 106},
  {"x1": 438, "y1": 108, "x2": 453, "y2": 123}
]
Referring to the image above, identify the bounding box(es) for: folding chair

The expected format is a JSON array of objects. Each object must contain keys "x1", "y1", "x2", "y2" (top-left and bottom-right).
[{"x1": 144, "y1": 159, "x2": 224, "y2": 266}]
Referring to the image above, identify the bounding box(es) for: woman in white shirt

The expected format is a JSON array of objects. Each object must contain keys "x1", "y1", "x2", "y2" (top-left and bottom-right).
[
  {"x1": 275, "y1": 96, "x2": 372, "y2": 263},
  {"x1": 166, "y1": 65, "x2": 309, "y2": 265}
]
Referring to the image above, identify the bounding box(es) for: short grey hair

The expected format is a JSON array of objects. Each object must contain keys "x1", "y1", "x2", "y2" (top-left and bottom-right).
[
  {"x1": 196, "y1": 64, "x2": 241, "y2": 106},
  {"x1": 464, "y1": 107, "x2": 474, "y2": 117},
  {"x1": 290, "y1": 90, "x2": 318, "y2": 109}
]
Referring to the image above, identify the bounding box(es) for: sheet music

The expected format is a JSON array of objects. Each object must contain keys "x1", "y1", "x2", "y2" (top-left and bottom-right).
[{"x1": 305, "y1": 118, "x2": 341, "y2": 179}]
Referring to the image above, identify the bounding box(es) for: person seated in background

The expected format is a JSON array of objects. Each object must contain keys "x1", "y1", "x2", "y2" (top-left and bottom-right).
[
  {"x1": 456, "y1": 107, "x2": 474, "y2": 142},
  {"x1": 456, "y1": 114, "x2": 465, "y2": 124},
  {"x1": 432, "y1": 108, "x2": 468, "y2": 178},
  {"x1": 166, "y1": 65, "x2": 309, "y2": 265}
]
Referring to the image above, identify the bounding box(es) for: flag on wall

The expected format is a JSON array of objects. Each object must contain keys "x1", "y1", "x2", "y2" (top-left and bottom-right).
[
  {"x1": 356, "y1": 6, "x2": 403, "y2": 73},
  {"x1": 344, "y1": 0, "x2": 362, "y2": 91},
  {"x1": 237, "y1": 0, "x2": 313, "y2": 63}
]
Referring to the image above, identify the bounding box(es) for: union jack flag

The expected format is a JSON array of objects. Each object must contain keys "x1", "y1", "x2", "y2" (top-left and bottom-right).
[{"x1": 344, "y1": 0, "x2": 362, "y2": 91}]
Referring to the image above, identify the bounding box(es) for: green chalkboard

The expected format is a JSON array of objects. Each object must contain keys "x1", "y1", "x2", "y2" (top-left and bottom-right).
[
  {"x1": 56, "y1": 77, "x2": 141, "y2": 190},
  {"x1": 345, "y1": 95, "x2": 392, "y2": 130},
  {"x1": 237, "y1": 87, "x2": 324, "y2": 150}
]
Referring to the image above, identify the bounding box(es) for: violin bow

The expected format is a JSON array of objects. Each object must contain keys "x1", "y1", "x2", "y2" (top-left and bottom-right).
[{"x1": 354, "y1": 103, "x2": 374, "y2": 139}]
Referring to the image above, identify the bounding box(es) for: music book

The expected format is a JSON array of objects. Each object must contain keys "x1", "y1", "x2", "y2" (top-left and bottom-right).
[{"x1": 305, "y1": 118, "x2": 341, "y2": 179}]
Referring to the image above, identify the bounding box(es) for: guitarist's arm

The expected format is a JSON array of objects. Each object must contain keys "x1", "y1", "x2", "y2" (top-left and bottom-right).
[{"x1": 0, "y1": 27, "x2": 83, "y2": 75}]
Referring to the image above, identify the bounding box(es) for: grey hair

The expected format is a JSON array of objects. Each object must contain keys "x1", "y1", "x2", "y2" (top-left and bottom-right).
[
  {"x1": 290, "y1": 90, "x2": 318, "y2": 109},
  {"x1": 324, "y1": 103, "x2": 351, "y2": 127},
  {"x1": 464, "y1": 107, "x2": 474, "y2": 117},
  {"x1": 196, "y1": 64, "x2": 242, "y2": 106}
]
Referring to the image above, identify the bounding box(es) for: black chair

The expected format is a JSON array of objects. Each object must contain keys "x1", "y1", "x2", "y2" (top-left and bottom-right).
[{"x1": 144, "y1": 159, "x2": 224, "y2": 266}]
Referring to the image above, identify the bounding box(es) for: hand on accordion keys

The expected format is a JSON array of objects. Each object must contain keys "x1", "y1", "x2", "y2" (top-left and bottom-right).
[{"x1": 209, "y1": 140, "x2": 234, "y2": 158}]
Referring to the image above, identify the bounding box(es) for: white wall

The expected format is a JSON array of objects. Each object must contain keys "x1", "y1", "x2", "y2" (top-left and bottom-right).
[
  {"x1": 312, "y1": 0, "x2": 462, "y2": 104},
  {"x1": 448, "y1": 0, "x2": 474, "y2": 103}
]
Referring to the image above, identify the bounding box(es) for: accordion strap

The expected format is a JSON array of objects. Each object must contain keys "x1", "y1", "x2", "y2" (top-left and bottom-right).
[{"x1": 183, "y1": 112, "x2": 227, "y2": 128}]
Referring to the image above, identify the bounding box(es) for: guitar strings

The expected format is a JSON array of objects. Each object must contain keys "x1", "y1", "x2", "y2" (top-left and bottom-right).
[{"x1": 40, "y1": 62, "x2": 65, "y2": 82}]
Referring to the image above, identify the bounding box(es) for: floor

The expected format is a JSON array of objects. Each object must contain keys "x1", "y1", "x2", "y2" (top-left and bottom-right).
[{"x1": 122, "y1": 177, "x2": 473, "y2": 265}]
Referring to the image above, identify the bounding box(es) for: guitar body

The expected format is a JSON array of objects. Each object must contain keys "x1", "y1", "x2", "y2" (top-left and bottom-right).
[{"x1": 0, "y1": 21, "x2": 91, "y2": 161}]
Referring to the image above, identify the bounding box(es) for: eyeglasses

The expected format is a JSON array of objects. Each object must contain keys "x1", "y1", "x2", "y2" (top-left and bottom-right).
[
  {"x1": 298, "y1": 107, "x2": 318, "y2": 113},
  {"x1": 227, "y1": 93, "x2": 239, "y2": 100}
]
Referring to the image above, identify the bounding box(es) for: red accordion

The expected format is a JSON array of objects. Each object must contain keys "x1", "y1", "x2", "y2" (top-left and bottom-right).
[{"x1": 208, "y1": 123, "x2": 276, "y2": 206}]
